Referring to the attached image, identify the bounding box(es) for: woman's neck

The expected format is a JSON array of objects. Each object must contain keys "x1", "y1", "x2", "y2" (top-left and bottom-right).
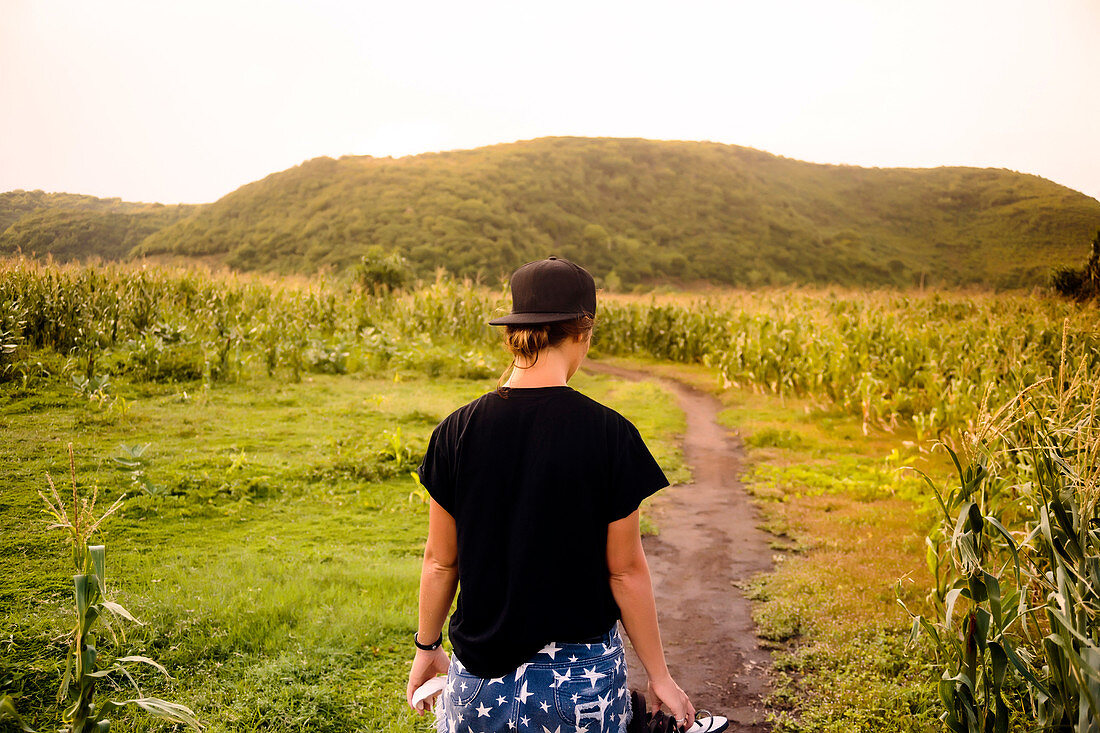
[
  {"x1": 504, "y1": 351, "x2": 572, "y2": 388},
  {"x1": 504, "y1": 368, "x2": 568, "y2": 388}
]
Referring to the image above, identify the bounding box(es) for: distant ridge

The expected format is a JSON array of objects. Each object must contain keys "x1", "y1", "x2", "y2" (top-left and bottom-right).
[
  {"x1": 0, "y1": 191, "x2": 196, "y2": 263},
  {"x1": 3, "y1": 137, "x2": 1098, "y2": 288}
]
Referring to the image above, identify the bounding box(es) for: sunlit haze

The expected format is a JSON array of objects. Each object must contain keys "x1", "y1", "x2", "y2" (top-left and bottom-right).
[{"x1": 2, "y1": 0, "x2": 1098, "y2": 204}]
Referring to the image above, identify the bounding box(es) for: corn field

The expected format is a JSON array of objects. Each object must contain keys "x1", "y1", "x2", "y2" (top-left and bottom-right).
[
  {"x1": 4, "y1": 260, "x2": 1097, "y2": 447},
  {"x1": 0, "y1": 258, "x2": 505, "y2": 387},
  {"x1": 595, "y1": 292, "x2": 1100, "y2": 443}
]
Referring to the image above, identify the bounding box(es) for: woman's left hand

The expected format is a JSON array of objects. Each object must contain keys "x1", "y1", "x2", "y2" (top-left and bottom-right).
[{"x1": 406, "y1": 647, "x2": 450, "y2": 714}]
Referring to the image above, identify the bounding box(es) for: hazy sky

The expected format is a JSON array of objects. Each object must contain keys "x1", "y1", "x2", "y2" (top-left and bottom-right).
[{"x1": 2, "y1": 0, "x2": 1098, "y2": 204}]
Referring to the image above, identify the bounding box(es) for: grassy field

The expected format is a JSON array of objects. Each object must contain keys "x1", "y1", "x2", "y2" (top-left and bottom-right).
[
  {"x1": 1, "y1": 367, "x2": 686, "y2": 732},
  {"x1": 5, "y1": 346, "x2": 948, "y2": 733},
  {"x1": 4, "y1": 260, "x2": 1098, "y2": 732}
]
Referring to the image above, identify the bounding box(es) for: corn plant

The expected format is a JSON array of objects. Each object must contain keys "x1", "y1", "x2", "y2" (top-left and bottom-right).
[
  {"x1": 0, "y1": 298, "x2": 27, "y2": 382},
  {"x1": 378, "y1": 428, "x2": 422, "y2": 476},
  {"x1": 111, "y1": 443, "x2": 166, "y2": 498},
  {"x1": 901, "y1": 437, "x2": 1038, "y2": 733},
  {"x1": 903, "y1": 334, "x2": 1100, "y2": 732},
  {"x1": 38, "y1": 444, "x2": 201, "y2": 733},
  {"x1": 1010, "y1": 351, "x2": 1100, "y2": 730},
  {"x1": 71, "y1": 375, "x2": 111, "y2": 407},
  {"x1": 408, "y1": 470, "x2": 430, "y2": 505}
]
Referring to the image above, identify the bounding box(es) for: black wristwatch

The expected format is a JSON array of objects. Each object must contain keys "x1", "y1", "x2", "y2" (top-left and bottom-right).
[{"x1": 414, "y1": 631, "x2": 443, "y2": 651}]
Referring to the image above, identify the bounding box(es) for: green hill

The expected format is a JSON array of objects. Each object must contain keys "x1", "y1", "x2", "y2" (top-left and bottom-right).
[
  {"x1": 0, "y1": 190, "x2": 152, "y2": 229},
  {"x1": 6, "y1": 138, "x2": 1100, "y2": 288},
  {"x1": 0, "y1": 190, "x2": 196, "y2": 262}
]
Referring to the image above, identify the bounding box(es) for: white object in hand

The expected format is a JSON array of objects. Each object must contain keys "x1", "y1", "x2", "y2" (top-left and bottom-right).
[
  {"x1": 412, "y1": 676, "x2": 447, "y2": 712},
  {"x1": 686, "y1": 715, "x2": 729, "y2": 733}
]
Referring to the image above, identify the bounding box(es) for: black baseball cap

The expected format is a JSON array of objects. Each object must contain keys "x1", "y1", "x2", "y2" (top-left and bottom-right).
[{"x1": 489, "y1": 256, "x2": 597, "y2": 326}]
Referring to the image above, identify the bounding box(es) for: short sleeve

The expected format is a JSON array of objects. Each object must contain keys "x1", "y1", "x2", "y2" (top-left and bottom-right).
[
  {"x1": 607, "y1": 418, "x2": 670, "y2": 522},
  {"x1": 417, "y1": 420, "x2": 455, "y2": 515}
]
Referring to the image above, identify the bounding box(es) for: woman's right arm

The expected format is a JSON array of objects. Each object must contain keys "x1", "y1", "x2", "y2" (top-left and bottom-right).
[
  {"x1": 406, "y1": 498, "x2": 459, "y2": 712},
  {"x1": 607, "y1": 509, "x2": 695, "y2": 728}
]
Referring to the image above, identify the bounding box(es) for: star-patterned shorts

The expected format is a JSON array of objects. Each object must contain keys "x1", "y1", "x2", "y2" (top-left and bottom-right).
[{"x1": 436, "y1": 624, "x2": 631, "y2": 733}]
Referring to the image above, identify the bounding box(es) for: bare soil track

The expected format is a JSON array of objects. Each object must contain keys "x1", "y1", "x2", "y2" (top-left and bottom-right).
[{"x1": 583, "y1": 360, "x2": 775, "y2": 732}]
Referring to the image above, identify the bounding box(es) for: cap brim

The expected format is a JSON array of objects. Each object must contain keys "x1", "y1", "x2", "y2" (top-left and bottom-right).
[{"x1": 488, "y1": 312, "x2": 586, "y2": 326}]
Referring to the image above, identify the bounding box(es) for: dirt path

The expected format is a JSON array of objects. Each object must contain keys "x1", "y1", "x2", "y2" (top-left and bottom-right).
[{"x1": 583, "y1": 360, "x2": 775, "y2": 731}]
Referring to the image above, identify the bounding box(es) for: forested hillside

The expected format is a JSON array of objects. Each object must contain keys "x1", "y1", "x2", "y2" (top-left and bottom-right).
[
  {"x1": 0, "y1": 191, "x2": 195, "y2": 262},
  {"x1": 0, "y1": 190, "x2": 148, "y2": 232},
  {"x1": 5, "y1": 138, "x2": 1099, "y2": 288}
]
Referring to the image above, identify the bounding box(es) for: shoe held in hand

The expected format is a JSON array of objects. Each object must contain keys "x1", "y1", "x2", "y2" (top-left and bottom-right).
[{"x1": 411, "y1": 675, "x2": 446, "y2": 712}]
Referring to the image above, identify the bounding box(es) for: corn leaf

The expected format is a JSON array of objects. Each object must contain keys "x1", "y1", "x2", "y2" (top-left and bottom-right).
[
  {"x1": 100, "y1": 697, "x2": 203, "y2": 731},
  {"x1": 101, "y1": 600, "x2": 141, "y2": 625},
  {"x1": 116, "y1": 655, "x2": 172, "y2": 680},
  {"x1": 0, "y1": 694, "x2": 36, "y2": 733}
]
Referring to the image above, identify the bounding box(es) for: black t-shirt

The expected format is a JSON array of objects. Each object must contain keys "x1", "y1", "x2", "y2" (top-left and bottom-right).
[{"x1": 416, "y1": 385, "x2": 669, "y2": 678}]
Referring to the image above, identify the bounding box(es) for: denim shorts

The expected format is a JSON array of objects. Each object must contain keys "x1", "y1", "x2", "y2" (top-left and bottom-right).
[{"x1": 437, "y1": 624, "x2": 631, "y2": 733}]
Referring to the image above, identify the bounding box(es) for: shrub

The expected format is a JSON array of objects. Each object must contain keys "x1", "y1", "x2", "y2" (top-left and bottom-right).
[
  {"x1": 1050, "y1": 229, "x2": 1100, "y2": 301},
  {"x1": 353, "y1": 246, "x2": 412, "y2": 293}
]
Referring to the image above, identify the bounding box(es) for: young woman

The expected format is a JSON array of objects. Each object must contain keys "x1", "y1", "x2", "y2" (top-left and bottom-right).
[{"x1": 406, "y1": 257, "x2": 695, "y2": 732}]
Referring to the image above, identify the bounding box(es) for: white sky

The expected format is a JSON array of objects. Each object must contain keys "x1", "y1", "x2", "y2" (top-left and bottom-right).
[{"x1": 1, "y1": 0, "x2": 1098, "y2": 204}]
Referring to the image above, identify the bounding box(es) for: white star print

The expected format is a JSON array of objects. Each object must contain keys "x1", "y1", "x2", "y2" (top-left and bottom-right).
[
  {"x1": 446, "y1": 677, "x2": 455, "y2": 694},
  {"x1": 517, "y1": 680, "x2": 533, "y2": 704},
  {"x1": 541, "y1": 727, "x2": 560, "y2": 733},
  {"x1": 507, "y1": 722, "x2": 516, "y2": 730},
  {"x1": 496, "y1": 695, "x2": 507, "y2": 706},
  {"x1": 596, "y1": 692, "x2": 612, "y2": 717},
  {"x1": 475, "y1": 702, "x2": 492, "y2": 718},
  {"x1": 571, "y1": 693, "x2": 579, "y2": 703},
  {"x1": 538, "y1": 700, "x2": 550, "y2": 713},
  {"x1": 539, "y1": 642, "x2": 561, "y2": 659},
  {"x1": 460, "y1": 680, "x2": 469, "y2": 691},
  {"x1": 514, "y1": 663, "x2": 530, "y2": 679},
  {"x1": 488, "y1": 676, "x2": 506, "y2": 686},
  {"x1": 568, "y1": 655, "x2": 578, "y2": 662},
  {"x1": 551, "y1": 669, "x2": 571, "y2": 688},
  {"x1": 520, "y1": 716, "x2": 530, "y2": 727},
  {"x1": 577, "y1": 726, "x2": 588, "y2": 733},
  {"x1": 581, "y1": 667, "x2": 607, "y2": 687}
]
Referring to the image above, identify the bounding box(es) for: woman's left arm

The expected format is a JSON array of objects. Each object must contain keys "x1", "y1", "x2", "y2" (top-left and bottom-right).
[{"x1": 405, "y1": 498, "x2": 459, "y2": 712}]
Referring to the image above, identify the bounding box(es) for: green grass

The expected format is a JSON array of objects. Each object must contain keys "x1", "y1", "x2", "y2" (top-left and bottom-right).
[
  {"x1": 1, "y1": 367, "x2": 686, "y2": 732},
  {"x1": 716, "y1": 386, "x2": 948, "y2": 731},
  {"x1": 594, "y1": 354, "x2": 950, "y2": 731}
]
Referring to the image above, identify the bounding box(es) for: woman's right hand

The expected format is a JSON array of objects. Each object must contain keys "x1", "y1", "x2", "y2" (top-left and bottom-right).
[
  {"x1": 406, "y1": 647, "x2": 450, "y2": 714},
  {"x1": 646, "y1": 674, "x2": 695, "y2": 730}
]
